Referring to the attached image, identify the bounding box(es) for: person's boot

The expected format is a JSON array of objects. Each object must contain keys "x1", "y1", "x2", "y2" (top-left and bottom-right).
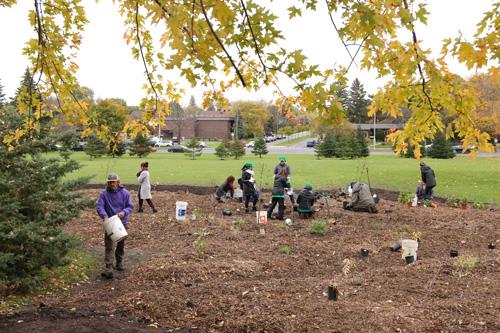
[
  {"x1": 152, "y1": 209, "x2": 158, "y2": 213},
  {"x1": 115, "y1": 261, "x2": 124, "y2": 271},
  {"x1": 101, "y1": 264, "x2": 114, "y2": 279},
  {"x1": 138, "y1": 208, "x2": 144, "y2": 213},
  {"x1": 245, "y1": 207, "x2": 249, "y2": 213}
]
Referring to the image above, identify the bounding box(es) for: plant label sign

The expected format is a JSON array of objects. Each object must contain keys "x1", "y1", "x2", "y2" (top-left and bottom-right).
[{"x1": 256, "y1": 211, "x2": 267, "y2": 225}]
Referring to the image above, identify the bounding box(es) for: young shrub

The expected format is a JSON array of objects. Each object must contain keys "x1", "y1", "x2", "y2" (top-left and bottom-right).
[
  {"x1": 193, "y1": 229, "x2": 210, "y2": 258},
  {"x1": 427, "y1": 132, "x2": 456, "y2": 159},
  {"x1": 252, "y1": 136, "x2": 268, "y2": 158},
  {"x1": 229, "y1": 141, "x2": 246, "y2": 159},
  {"x1": 397, "y1": 192, "x2": 413, "y2": 204},
  {"x1": 308, "y1": 220, "x2": 327, "y2": 235},
  {"x1": 277, "y1": 245, "x2": 292, "y2": 255},
  {"x1": 84, "y1": 134, "x2": 108, "y2": 159},
  {"x1": 129, "y1": 133, "x2": 152, "y2": 158},
  {"x1": 214, "y1": 140, "x2": 230, "y2": 160},
  {"x1": 472, "y1": 202, "x2": 485, "y2": 209},
  {"x1": 184, "y1": 137, "x2": 203, "y2": 160}
]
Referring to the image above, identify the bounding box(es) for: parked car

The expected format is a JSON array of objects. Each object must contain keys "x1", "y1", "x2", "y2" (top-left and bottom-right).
[
  {"x1": 306, "y1": 140, "x2": 317, "y2": 148},
  {"x1": 245, "y1": 141, "x2": 255, "y2": 148},
  {"x1": 198, "y1": 141, "x2": 207, "y2": 148},
  {"x1": 452, "y1": 144, "x2": 476, "y2": 154},
  {"x1": 154, "y1": 140, "x2": 173, "y2": 147},
  {"x1": 167, "y1": 145, "x2": 187, "y2": 153}
]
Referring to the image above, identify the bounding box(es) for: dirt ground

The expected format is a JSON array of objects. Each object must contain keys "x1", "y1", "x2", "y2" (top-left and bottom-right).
[{"x1": 1, "y1": 187, "x2": 499, "y2": 333}]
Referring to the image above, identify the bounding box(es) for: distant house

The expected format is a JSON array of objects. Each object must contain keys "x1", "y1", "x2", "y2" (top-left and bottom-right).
[
  {"x1": 162, "y1": 110, "x2": 234, "y2": 140},
  {"x1": 354, "y1": 109, "x2": 409, "y2": 139}
]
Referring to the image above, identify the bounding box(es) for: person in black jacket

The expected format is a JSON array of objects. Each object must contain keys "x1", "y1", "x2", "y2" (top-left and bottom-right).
[
  {"x1": 215, "y1": 176, "x2": 235, "y2": 202},
  {"x1": 297, "y1": 184, "x2": 315, "y2": 218},
  {"x1": 267, "y1": 169, "x2": 289, "y2": 220},
  {"x1": 241, "y1": 162, "x2": 258, "y2": 213},
  {"x1": 420, "y1": 162, "x2": 436, "y2": 199}
]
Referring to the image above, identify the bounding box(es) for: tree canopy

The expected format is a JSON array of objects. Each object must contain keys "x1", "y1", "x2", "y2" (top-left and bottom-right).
[{"x1": 1, "y1": 0, "x2": 498, "y2": 157}]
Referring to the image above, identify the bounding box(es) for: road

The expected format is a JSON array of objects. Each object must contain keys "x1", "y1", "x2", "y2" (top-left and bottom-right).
[{"x1": 163, "y1": 135, "x2": 500, "y2": 157}]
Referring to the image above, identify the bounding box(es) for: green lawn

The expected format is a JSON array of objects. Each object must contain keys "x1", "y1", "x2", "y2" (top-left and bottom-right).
[{"x1": 62, "y1": 152, "x2": 500, "y2": 204}]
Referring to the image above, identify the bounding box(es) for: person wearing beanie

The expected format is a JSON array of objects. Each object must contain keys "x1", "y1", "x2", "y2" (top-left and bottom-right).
[
  {"x1": 267, "y1": 168, "x2": 290, "y2": 220},
  {"x1": 273, "y1": 156, "x2": 295, "y2": 206},
  {"x1": 241, "y1": 162, "x2": 258, "y2": 212},
  {"x1": 297, "y1": 183, "x2": 316, "y2": 218},
  {"x1": 96, "y1": 173, "x2": 134, "y2": 278}
]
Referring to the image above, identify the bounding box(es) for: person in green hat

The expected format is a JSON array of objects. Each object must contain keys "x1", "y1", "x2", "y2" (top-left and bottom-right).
[
  {"x1": 267, "y1": 168, "x2": 290, "y2": 220},
  {"x1": 297, "y1": 183, "x2": 316, "y2": 218},
  {"x1": 273, "y1": 156, "x2": 295, "y2": 206},
  {"x1": 240, "y1": 162, "x2": 258, "y2": 213}
]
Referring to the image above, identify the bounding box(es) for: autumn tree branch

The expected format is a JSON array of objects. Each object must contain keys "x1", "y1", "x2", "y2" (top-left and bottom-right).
[{"x1": 199, "y1": 0, "x2": 246, "y2": 87}]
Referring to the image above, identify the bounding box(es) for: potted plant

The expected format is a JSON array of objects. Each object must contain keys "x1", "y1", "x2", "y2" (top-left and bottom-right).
[
  {"x1": 423, "y1": 199, "x2": 433, "y2": 208},
  {"x1": 398, "y1": 192, "x2": 413, "y2": 208},
  {"x1": 328, "y1": 280, "x2": 338, "y2": 301},
  {"x1": 460, "y1": 197, "x2": 468, "y2": 209}
]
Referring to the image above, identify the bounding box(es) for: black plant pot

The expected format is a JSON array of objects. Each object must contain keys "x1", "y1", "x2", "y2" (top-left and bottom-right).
[
  {"x1": 222, "y1": 209, "x2": 232, "y2": 216},
  {"x1": 405, "y1": 255, "x2": 415, "y2": 264},
  {"x1": 390, "y1": 243, "x2": 401, "y2": 252},
  {"x1": 488, "y1": 243, "x2": 496, "y2": 249},
  {"x1": 360, "y1": 249, "x2": 369, "y2": 258},
  {"x1": 327, "y1": 286, "x2": 338, "y2": 301},
  {"x1": 450, "y1": 250, "x2": 459, "y2": 257}
]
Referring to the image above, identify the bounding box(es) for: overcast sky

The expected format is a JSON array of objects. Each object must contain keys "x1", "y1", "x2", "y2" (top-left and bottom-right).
[{"x1": 0, "y1": 1, "x2": 495, "y2": 107}]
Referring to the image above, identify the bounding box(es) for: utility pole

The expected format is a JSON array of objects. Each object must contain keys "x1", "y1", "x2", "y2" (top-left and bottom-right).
[
  {"x1": 373, "y1": 112, "x2": 376, "y2": 149},
  {"x1": 235, "y1": 107, "x2": 239, "y2": 141}
]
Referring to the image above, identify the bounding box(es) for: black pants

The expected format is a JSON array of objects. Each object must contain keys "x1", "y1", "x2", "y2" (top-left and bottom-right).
[
  {"x1": 138, "y1": 191, "x2": 156, "y2": 211},
  {"x1": 299, "y1": 211, "x2": 314, "y2": 219},
  {"x1": 423, "y1": 185, "x2": 435, "y2": 200},
  {"x1": 267, "y1": 197, "x2": 285, "y2": 219},
  {"x1": 244, "y1": 194, "x2": 258, "y2": 209}
]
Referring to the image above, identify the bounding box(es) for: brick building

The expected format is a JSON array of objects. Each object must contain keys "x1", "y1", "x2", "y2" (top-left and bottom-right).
[{"x1": 161, "y1": 111, "x2": 234, "y2": 140}]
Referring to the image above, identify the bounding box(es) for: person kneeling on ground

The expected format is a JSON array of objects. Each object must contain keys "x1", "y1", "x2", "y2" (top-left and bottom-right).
[
  {"x1": 241, "y1": 162, "x2": 258, "y2": 213},
  {"x1": 215, "y1": 176, "x2": 235, "y2": 202},
  {"x1": 96, "y1": 174, "x2": 134, "y2": 278},
  {"x1": 267, "y1": 169, "x2": 289, "y2": 220},
  {"x1": 297, "y1": 183, "x2": 316, "y2": 218},
  {"x1": 416, "y1": 181, "x2": 425, "y2": 201},
  {"x1": 343, "y1": 181, "x2": 378, "y2": 213}
]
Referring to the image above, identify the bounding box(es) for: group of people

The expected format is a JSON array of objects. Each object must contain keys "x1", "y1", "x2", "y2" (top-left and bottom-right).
[{"x1": 95, "y1": 157, "x2": 437, "y2": 278}]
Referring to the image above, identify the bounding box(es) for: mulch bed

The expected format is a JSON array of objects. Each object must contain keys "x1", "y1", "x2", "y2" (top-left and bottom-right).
[{"x1": 1, "y1": 187, "x2": 499, "y2": 333}]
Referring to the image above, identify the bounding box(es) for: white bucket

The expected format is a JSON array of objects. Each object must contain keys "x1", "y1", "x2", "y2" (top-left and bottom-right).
[
  {"x1": 401, "y1": 239, "x2": 419, "y2": 260},
  {"x1": 256, "y1": 210, "x2": 267, "y2": 225},
  {"x1": 103, "y1": 215, "x2": 128, "y2": 243},
  {"x1": 175, "y1": 201, "x2": 188, "y2": 221},
  {"x1": 234, "y1": 188, "x2": 243, "y2": 199}
]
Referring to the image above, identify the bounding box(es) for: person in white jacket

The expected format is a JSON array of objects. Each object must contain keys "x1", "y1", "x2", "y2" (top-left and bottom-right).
[{"x1": 136, "y1": 162, "x2": 158, "y2": 213}]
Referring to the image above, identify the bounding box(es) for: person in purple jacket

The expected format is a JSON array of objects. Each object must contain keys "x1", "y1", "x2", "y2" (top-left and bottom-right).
[{"x1": 96, "y1": 173, "x2": 134, "y2": 278}]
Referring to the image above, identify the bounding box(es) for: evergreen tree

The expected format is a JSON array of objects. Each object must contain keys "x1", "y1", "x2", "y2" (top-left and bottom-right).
[
  {"x1": 12, "y1": 67, "x2": 40, "y2": 108},
  {"x1": 207, "y1": 102, "x2": 216, "y2": 112},
  {"x1": 346, "y1": 78, "x2": 371, "y2": 123},
  {"x1": 252, "y1": 136, "x2": 268, "y2": 158},
  {"x1": 184, "y1": 137, "x2": 202, "y2": 160},
  {"x1": 108, "y1": 139, "x2": 127, "y2": 158},
  {"x1": 229, "y1": 140, "x2": 246, "y2": 159},
  {"x1": 427, "y1": 132, "x2": 456, "y2": 159},
  {"x1": 129, "y1": 133, "x2": 152, "y2": 158},
  {"x1": 355, "y1": 129, "x2": 370, "y2": 157},
  {"x1": 84, "y1": 134, "x2": 108, "y2": 159},
  {"x1": 55, "y1": 130, "x2": 79, "y2": 160},
  {"x1": 335, "y1": 132, "x2": 357, "y2": 159},
  {"x1": 0, "y1": 78, "x2": 6, "y2": 107},
  {"x1": 189, "y1": 95, "x2": 197, "y2": 107},
  {"x1": 215, "y1": 140, "x2": 230, "y2": 160},
  {"x1": 0, "y1": 111, "x2": 89, "y2": 292},
  {"x1": 316, "y1": 132, "x2": 337, "y2": 158}
]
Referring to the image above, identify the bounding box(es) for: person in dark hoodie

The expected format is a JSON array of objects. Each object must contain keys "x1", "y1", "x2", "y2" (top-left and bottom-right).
[
  {"x1": 420, "y1": 162, "x2": 436, "y2": 199},
  {"x1": 241, "y1": 162, "x2": 258, "y2": 213},
  {"x1": 343, "y1": 181, "x2": 378, "y2": 213},
  {"x1": 274, "y1": 156, "x2": 295, "y2": 205},
  {"x1": 215, "y1": 176, "x2": 235, "y2": 201},
  {"x1": 96, "y1": 173, "x2": 134, "y2": 278},
  {"x1": 267, "y1": 169, "x2": 290, "y2": 220},
  {"x1": 296, "y1": 183, "x2": 316, "y2": 218}
]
